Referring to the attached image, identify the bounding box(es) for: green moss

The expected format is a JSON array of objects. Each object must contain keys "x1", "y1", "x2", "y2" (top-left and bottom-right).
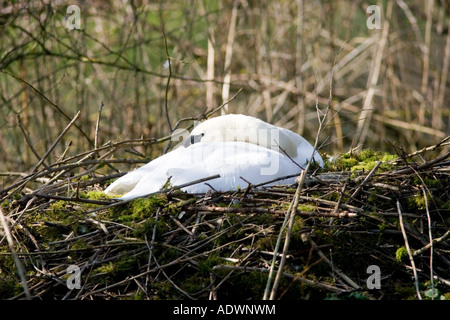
[
  {"x1": 407, "y1": 193, "x2": 426, "y2": 211},
  {"x1": 166, "y1": 200, "x2": 186, "y2": 215},
  {"x1": 328, "y1": 155, "x2": 359, "y2": 171},
  {"x1": 413, "y1": 176, "x2": 442, "y2": 188},
  {"x1": 113, "y1": 195, "x2": 167, "y2": 222},
  {"x1": 94, "y1": 255, "x2": 142, "y2": 282},
  {"x1": 1, "y1": 200, "x2": 10, "y2": 210},
  {"x1": 351, "y1": 160, "x2": 379, "y2": 172},
  {"x1": 198, "y1": 255, "x2": 222, "y2": 276},
  {"x1": 256, "y1": 236, "x2": 276, "y2": 251},
  {"x1": 253, "y1": 213, "x2": 276, "y2": 226},
  {"x1": 0, "y1": 278, "x2": 23, "y2": 299},
  {"x1": 70, "y1": 240, "x2": 89, "y2": 250},
  {"x1": 297, "y1": 204, "x2": 316, "y2": 212},
  {"x1": 326, "y1": 149, "x2": 396, "y2": 173},
  {"x1": 25, "y1": 201, "x2": 84, "y2": 242},
  {"x1": 180, "y1": 275, "x2": 208, "y2": 293},
  {"x1": 393, "y1": 283, "x2": 417, "y2": 299},
  {"x1": 79, "y1": 175, "x2": 91, "y2": 182},
  {"x1": 80, "y1": 190, "x2": 115, "y2": 200},
  {"x1": 396, "y1": 246, "x2": 408, "y2": 262},
  {"x1": 133, "y1": 216, "x2": 169, "y2": 239},
  {"x1": 96, "y1": 160, "x2": 108, "y2": 169}
]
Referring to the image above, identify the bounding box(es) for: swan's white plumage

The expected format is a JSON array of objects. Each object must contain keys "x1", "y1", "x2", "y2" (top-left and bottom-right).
[{"x1": 104, "y1": 114, "x2": 323, "y2": 200}]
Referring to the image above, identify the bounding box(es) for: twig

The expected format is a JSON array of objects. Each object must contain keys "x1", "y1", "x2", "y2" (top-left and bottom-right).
[
  {"x1": 265, "y1": 54, "x2": 335, "y2": 300},
  {"x1": 0, "y1": 207, "x2": 31, "y2": 299},
  {"x1": 413, "y1": 229, "x2": 450, "y2": 257},
  {"x1": 145, "y1": 207, "x2": 160, "y2": 287},
  {"x1": 213, "y1": 264, "x2": 348, "y2": 294},
  {"x1": 397, "y1": 200, "x2": 422, "y2": 300},
  {"x1": 32, "y1": 192, "x2": 112, "y2": 206},
  {"x1": 32, "y1": 110, "x2": 81, "y2": 172},
  {"x1": 161, "y1": 24, "x2": 174, "y2": 155},
  {"x1": 16, "y1": 114, "x2": 49, "y2": 170},
  {"x1": 346, "y1": 160, "x2": 381, "y2": 203},
  {"x1": 221, "y1": 0, "x2": 239, "y2": 115},
  {"x1": 354, "y1": 1, "x2": 393, "y2": 147},
  {"x1": 186, "y1": 204, "x2": 356, "y2": 218},
  {"x1": 309, "y1": 238, "x2": 359, "y2": 290},
  {"x1": 421, "y1": 186, "x2": 435, "y2": 299},
  {"x1": 94, "y1": 102, "x2": 104, "y2": 150}
]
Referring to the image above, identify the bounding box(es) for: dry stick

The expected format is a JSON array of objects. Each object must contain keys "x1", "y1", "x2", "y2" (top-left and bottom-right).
[
  {"x1": 355, "y1": 0, "x2": 392, "y2": 147},
  {"x1": 345, "y1": 161, "x2": 381, "y2": 203},
  {"x1": 186, "y1": 205, "x2": 356, "y2": 218},
  {"x1": 0, "y1": 207, "x2": 31, "y2": 299},
  {"x1": 266, "y1": 171, "x2": 305, "y2": 300},
  {"x1": 16, "y1": 114, "x2": 50, "y2": 170},
  {"x1": 406, "y1": 135, "x2": 450, "y2": 158},
  {"x1": 266, "y1": 52, "x2": 340, "y2": 299},
  {"x1": 221, "y1": 0, "x2": 239, "y2": 115},
  {"x1": 423, "y1": 0, "x2": 434, "y2": 126},
  {"x1": 32, "y1": 193, "x2": 112, "y2": 206},
  {"x1": 54, "y1": 138, "x2": 155, "y2": 166},
  {"x1": 214, "y1": 265, "x2": 346, "y2": 294},
  {"x1": 210, "y1": 249, "x2": 259, "y2": 298},
  {"x1": 262, "y1": 200, "x2": 292, "y2": 300},
  {"x1": 32, "y1": 110, "x2": 81, "y2": 173},
  {"x1": 161, "y1": 24, "x2": 173, "y2": 134},
  {"x1": 296, "y1": 0, "x2": 304, "y2": 134},
  {"x1": 200, "y1": 0, "x2": 216, "y2": 110},
  {"x1": 397, "y1": 200, "x2": 422, "y2": 300},
  {"x1": 265, "y1": 83, "x2": 332, "y2": 300},
  {"x1": 145, "y1": 207, "x2": 161, "y2": 288},
  {"x1": 309, "y1": 239, "x2": 359, "y2": 290},
  {"x1": 436, "y1": 17, "x2": 450, "y2": 127},
  {"x1": 413, "y1": 229, "x2": 450, "y2": 257},
  {"x1": 421, "y1": 186, "x2": 435, "y2": 299},
  {"x1": 94, "y1": 102, "x2": 104, "y2": 150}
]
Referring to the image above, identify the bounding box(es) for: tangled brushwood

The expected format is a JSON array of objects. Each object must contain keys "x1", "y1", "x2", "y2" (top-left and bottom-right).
[{"x1": 0, "y1": 139, "x2": 449, "y2": 300}]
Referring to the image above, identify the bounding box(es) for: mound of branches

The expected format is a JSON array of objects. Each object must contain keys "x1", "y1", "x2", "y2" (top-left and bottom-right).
[{"x1": 0, "y1": 134, "x2": 449, "y2": 300}]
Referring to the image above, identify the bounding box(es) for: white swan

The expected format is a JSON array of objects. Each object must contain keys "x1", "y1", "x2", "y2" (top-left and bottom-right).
[{"x1": 104, "y1": 114, "x2": 323, "y2": 200}]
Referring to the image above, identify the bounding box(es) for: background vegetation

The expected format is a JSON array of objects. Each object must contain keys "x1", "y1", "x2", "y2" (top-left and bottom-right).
[{"x1": 0, "y1": 0, "x2": 449, "y2": 176}]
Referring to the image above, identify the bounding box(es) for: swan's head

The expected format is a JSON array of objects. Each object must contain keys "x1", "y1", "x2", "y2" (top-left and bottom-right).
[
  {"x1": 184, "y1": 114, "x2": 298, "y2": 157},
  {"x1": 184, "y1": 114, "x2": 324, "y2": 168}
]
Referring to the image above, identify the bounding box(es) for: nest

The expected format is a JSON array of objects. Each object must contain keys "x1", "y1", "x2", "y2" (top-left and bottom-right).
[{"x1": 0, "y1": 139, "x2": 449, "y2": 300}]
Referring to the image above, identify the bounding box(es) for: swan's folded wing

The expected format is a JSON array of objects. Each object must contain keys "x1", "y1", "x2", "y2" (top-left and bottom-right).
[
  {"x1": 107, "y1": 141, "x2": 305, "y2": 201},
  {"x1": 104, "y1": 147, "x2": 185, "y2": 195}
]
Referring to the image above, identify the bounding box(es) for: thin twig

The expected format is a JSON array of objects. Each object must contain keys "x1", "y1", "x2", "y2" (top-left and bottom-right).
[
  {"x1": 421, "y1": 185, "x2": 434, "y2": 299},
  {"x1": 0, "y1": 207, "x2": 31, "y2": 299},
  {"x1": 94, "y1": 102, "x2": 104, "y2": 150},
  {"x1": 397, "y1": 200, "x2": 422, "y2": 300},
  {"x1": 32, "y1": 110, "x2": 81, "y2": 172},
  {"x1": 161, "y1": 24, "x2": 173, "y2": 140},
  {"x1": 16, "y1": 114, "x2": 50, "y2": 170}
]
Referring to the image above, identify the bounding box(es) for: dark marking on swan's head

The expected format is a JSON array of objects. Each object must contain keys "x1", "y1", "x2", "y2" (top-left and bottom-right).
[{"x1": 184, "y1": 133, "x2": 205, "y2": 147}]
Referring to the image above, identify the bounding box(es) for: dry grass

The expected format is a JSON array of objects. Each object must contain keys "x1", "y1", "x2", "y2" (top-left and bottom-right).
[{"x1": 0, "y1": 0, "x2": 449, "y2": 174}]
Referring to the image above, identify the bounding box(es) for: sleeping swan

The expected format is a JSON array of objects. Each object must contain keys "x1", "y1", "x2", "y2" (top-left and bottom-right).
[{"x1": 104, "y1": 114, "x2": 323, "y2": 200}]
